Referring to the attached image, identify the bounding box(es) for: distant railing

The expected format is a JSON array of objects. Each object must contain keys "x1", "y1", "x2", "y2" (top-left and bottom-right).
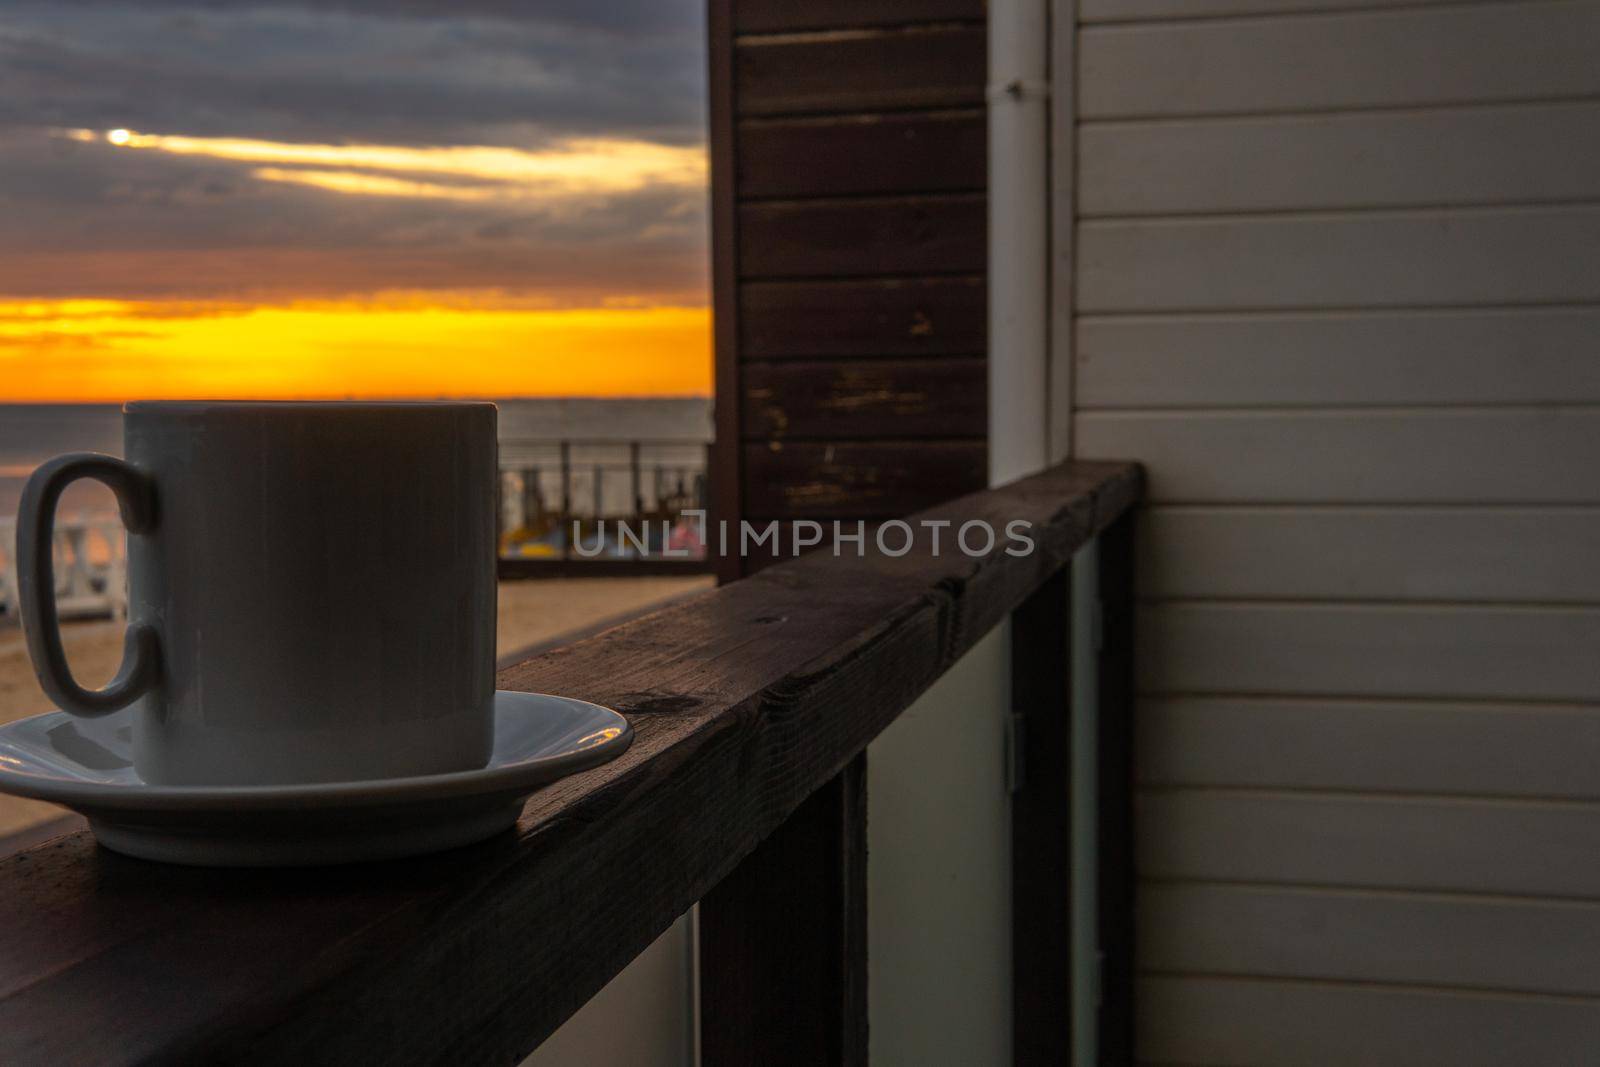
[
  {"x1": 0, "y1": 439, "x2": 711, "y2": 612},
  {"x1": 0, "y1": 515, "x2": 127, "y2": 625},
  {"x1": 496, "y1": 438, "x2": 711, "y2": 577},
  {"x1": 0, "y1": 459, "x2": 1143, "y2": 1064}
]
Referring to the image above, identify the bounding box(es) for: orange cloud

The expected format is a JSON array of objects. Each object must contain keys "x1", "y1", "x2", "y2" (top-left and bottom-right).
[
  {"x1": 63, "y1": 128, "x2": 706, "y2": 199},
  {"x1": 0, "y1": 296, "x2": 710, "y2": 401},
  {"x1": 251, "y1": 168, "x2": 503, "y2": 201}
]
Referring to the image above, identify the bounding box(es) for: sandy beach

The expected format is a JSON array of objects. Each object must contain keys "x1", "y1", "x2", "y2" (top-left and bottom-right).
[{"x1": 0, "y1": 575, "x2": 711, "y2": 839}]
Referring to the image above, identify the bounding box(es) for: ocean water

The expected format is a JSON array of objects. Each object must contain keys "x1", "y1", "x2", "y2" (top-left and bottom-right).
[{"x1": 0, "y1": 397, "x2": 712, "y2": 518}]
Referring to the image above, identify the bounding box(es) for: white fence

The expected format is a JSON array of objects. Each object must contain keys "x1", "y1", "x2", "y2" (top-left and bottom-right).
[{"x1": 0, "y1": 515, "x2": 127, "y2": 625}]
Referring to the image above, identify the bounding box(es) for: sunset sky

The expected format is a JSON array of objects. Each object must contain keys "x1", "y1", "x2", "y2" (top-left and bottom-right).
[{"x1": 0, "y1": 0, "x2": 710, "y2": 400}]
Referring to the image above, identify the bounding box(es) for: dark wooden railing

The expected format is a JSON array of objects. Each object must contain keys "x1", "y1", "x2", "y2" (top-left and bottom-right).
[{"x1": 0, "y1": 459, "x2": 1140, "y2": 1065}]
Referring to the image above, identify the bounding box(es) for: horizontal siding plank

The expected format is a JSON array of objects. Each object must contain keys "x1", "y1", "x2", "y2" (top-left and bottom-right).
[
  {"x1": 1137, "y1": 507, "x2": 1600, "y2": 602},
  {"x1": 1076, "y1": 307, "x2": 1600, "y2": 407},
  {"x1": 1138, "y1": 696, "x2": 1600, "y2": 798},
  {"x1": 740, "y1": 195, "x2": 986, "y2": 278},
  {"x1": 1138, "y1": 790, "x2": 1600, "y2": 897},
  {"x1": 1139, "y1": 975, "x2": 1600, "y2": 1067},
  {"x1": 1138, "y1": 603, "x2": 1600, "y2": 701},
  {"x1": 1080, "y1": 101, "x2": 1600, "y2": 215},
  {"x1": 1077, "y1": 204, "x2": 1600, "y2": 312},
  {"x1": 742, "y1": 441, "x2": 987, "y2": 518},
  {"x1": 1083, "y1": 0, "x2": 1487, "y2": 20},
  {"x1": 741, "y1": 278, "x2": 986, "y2": 358},
  {"x1": 737, "y1": 27, "x2": 985, "y2": 116},
  {"x1": 739, "y1": 112, "x2": 985, "y2": 199},
  {"x1": 1084, "y1": 2, "x2": 1600, "y2": 1054},
  {"x1": 741, "y1": 358, "x2": 987, "y2": 439},
  {"x1": 735, "y1": 0, "x2": 984, "y2": 34},
  {"x1": 1080, "y1": 1, "x2": 1600, "y2": 119},
  {"x1": 1141, "y1": 882, "x2": 1600, "y2": 997},
  {"x1": 1075, "y1": 408, "x2": 1600, "y2": 504}
]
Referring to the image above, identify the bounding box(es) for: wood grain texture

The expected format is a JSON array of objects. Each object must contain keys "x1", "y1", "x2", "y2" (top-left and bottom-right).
[
  {"x1": 710, "y1": 0, "x2": 744, "y2": 583},
  {"x1": 1138, "y1": 788, "x2": 1600, "y2": 897},
  {"x1": 721, "y1": 0, "x2": 990, "y2": 579},
  {"x1": 741, "y1": 358, "x2": 987, "y2": 440},
  {"x1": 1139, "y1": 975, "x2": 1600, "y2": 1067},
  {"x1": 735, "y1": 0, "x2": 984, "y2": 34},
  {"x1": 742, "y1": 440, "x2": 989, "y2": 519},
  {"x1": 737, "y1": 26, "x2": 986, "y2": 117},
  {"x1": 1080, "y1": 101, "x2": 1600, "y2": 215},
  {"x1": 1139, "y1": 696, "x2": 1600, "y2": 799},
  {"x1": 701, "y1": 758, "x2": 868, "y2": 1067},
  {"x1": 0, "y1": 461, "x2": 1142, "y2": 1066},
  {"x1": 741, "y1": 194, "x2": 986, "y2": 279},
  {"x1": 1076, "y1": 307, "x2": 1600, "y2": 407},
  {"x1": 1076, "y1": 408, "x2": 1600, "y2": 504},
  {"x1": 1077, "y1": 204, "x2": 1600, "y2": 312},
  {"x1": 0, "y1": 812, "x2": 85, "y2": 857},
  {"x1": 1079, "y1": 1, "x2": 1600, "y2": 119},
  {"x1": 739, "y1": 111, "x2": 985, "y2": 199},
  {"x1": 1141, "y1": 881, "x2": 1600, "y2": 997},
  {"x1": 1136, "y1": 506, "x2": 1600, "y2": 602},
  {"x1": 741, "y1": 277, "x2": 985, "y2": 359},
  {"x1": 1137, "y1": 602, "x2": 1600, "y2": 701}
]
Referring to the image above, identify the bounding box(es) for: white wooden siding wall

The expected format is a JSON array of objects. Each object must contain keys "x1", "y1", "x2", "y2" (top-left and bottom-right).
[{"x1": 1064, "y1": 0, "x2": 1600, "y2": 1062}]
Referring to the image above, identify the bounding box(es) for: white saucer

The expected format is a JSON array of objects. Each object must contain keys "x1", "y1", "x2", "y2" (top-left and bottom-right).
[{"x1": 0, "y1": 691, "x2": 631, "y2": 866}]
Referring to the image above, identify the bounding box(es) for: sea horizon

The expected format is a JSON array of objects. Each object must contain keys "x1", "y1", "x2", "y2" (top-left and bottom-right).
[{"x1": 0, "y1": 395, "x2": 712, "y2": 517}]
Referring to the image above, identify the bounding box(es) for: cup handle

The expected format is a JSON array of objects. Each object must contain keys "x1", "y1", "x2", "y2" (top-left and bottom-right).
[{"x1": 17, "y1": 453, "x2": 160, "y2": 716}]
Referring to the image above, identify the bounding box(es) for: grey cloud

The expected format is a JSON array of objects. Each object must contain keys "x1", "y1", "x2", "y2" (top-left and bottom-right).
[
  {"x1": 42, "y1": 0, "x2": 704, "y2": 36},
  {"x1": 0, "y1": 1, "x2": 706, "y2": 146},
  {"x1": 0, "y1": 1, "x2": 708, "y2": 304}
]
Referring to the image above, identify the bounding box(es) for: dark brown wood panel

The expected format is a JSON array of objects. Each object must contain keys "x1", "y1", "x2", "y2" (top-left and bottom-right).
[
  {"x1": 735, "y1": 0, "x2": 985, "y2": 34},
  {"x1": 743, "y1": 440, "x2": 988, "y2": 519},
  {"x1": 741, "y1": 277, "x2": 986, "y2": 359},
  {"x1": 0, "y1": 461, "x2": 1142, "y2": 1066},
  {"x1": 737, "y1": 26, "x2": 986, "y2": 116},
  {"x1": 701, "y1": 757, "x2": 868, "y2": 1067},
  {"x1": 1012, "y1": 568, "x2": 1074, "y2": 1063},
  {"x1": 1098, "y1": 512, "x2": 1140, "y2": 1064},
  {"x1": 710, "y1": 0, "x2": 743, "y2": 585},
  {"x1": 740, "y1": 194, "x2": 986, "y2": 279},
  {"x1": 713, "y1": 1, "x2": 989, "y2": 580},
  {"x1": 739, "y1": 111, "x2": 986, "y2": 199},
  {"x1": 742, "y1": 358, "x2": 987, "y2": 440}
]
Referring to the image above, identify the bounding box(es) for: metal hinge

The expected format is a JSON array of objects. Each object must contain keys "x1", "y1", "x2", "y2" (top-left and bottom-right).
[{"x1": 1006, "y1": 712, "x2": 1026, "y2": 794}]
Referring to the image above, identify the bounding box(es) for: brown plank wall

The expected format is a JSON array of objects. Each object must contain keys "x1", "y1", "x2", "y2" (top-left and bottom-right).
[{"x1": 710, "y1": 0, "x2": 989, "y2": 581}]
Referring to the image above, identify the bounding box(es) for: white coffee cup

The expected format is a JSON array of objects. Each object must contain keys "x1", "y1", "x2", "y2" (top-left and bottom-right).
[{"x1": 16, "y1": 401, "x2": 498, "y2": 786}]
